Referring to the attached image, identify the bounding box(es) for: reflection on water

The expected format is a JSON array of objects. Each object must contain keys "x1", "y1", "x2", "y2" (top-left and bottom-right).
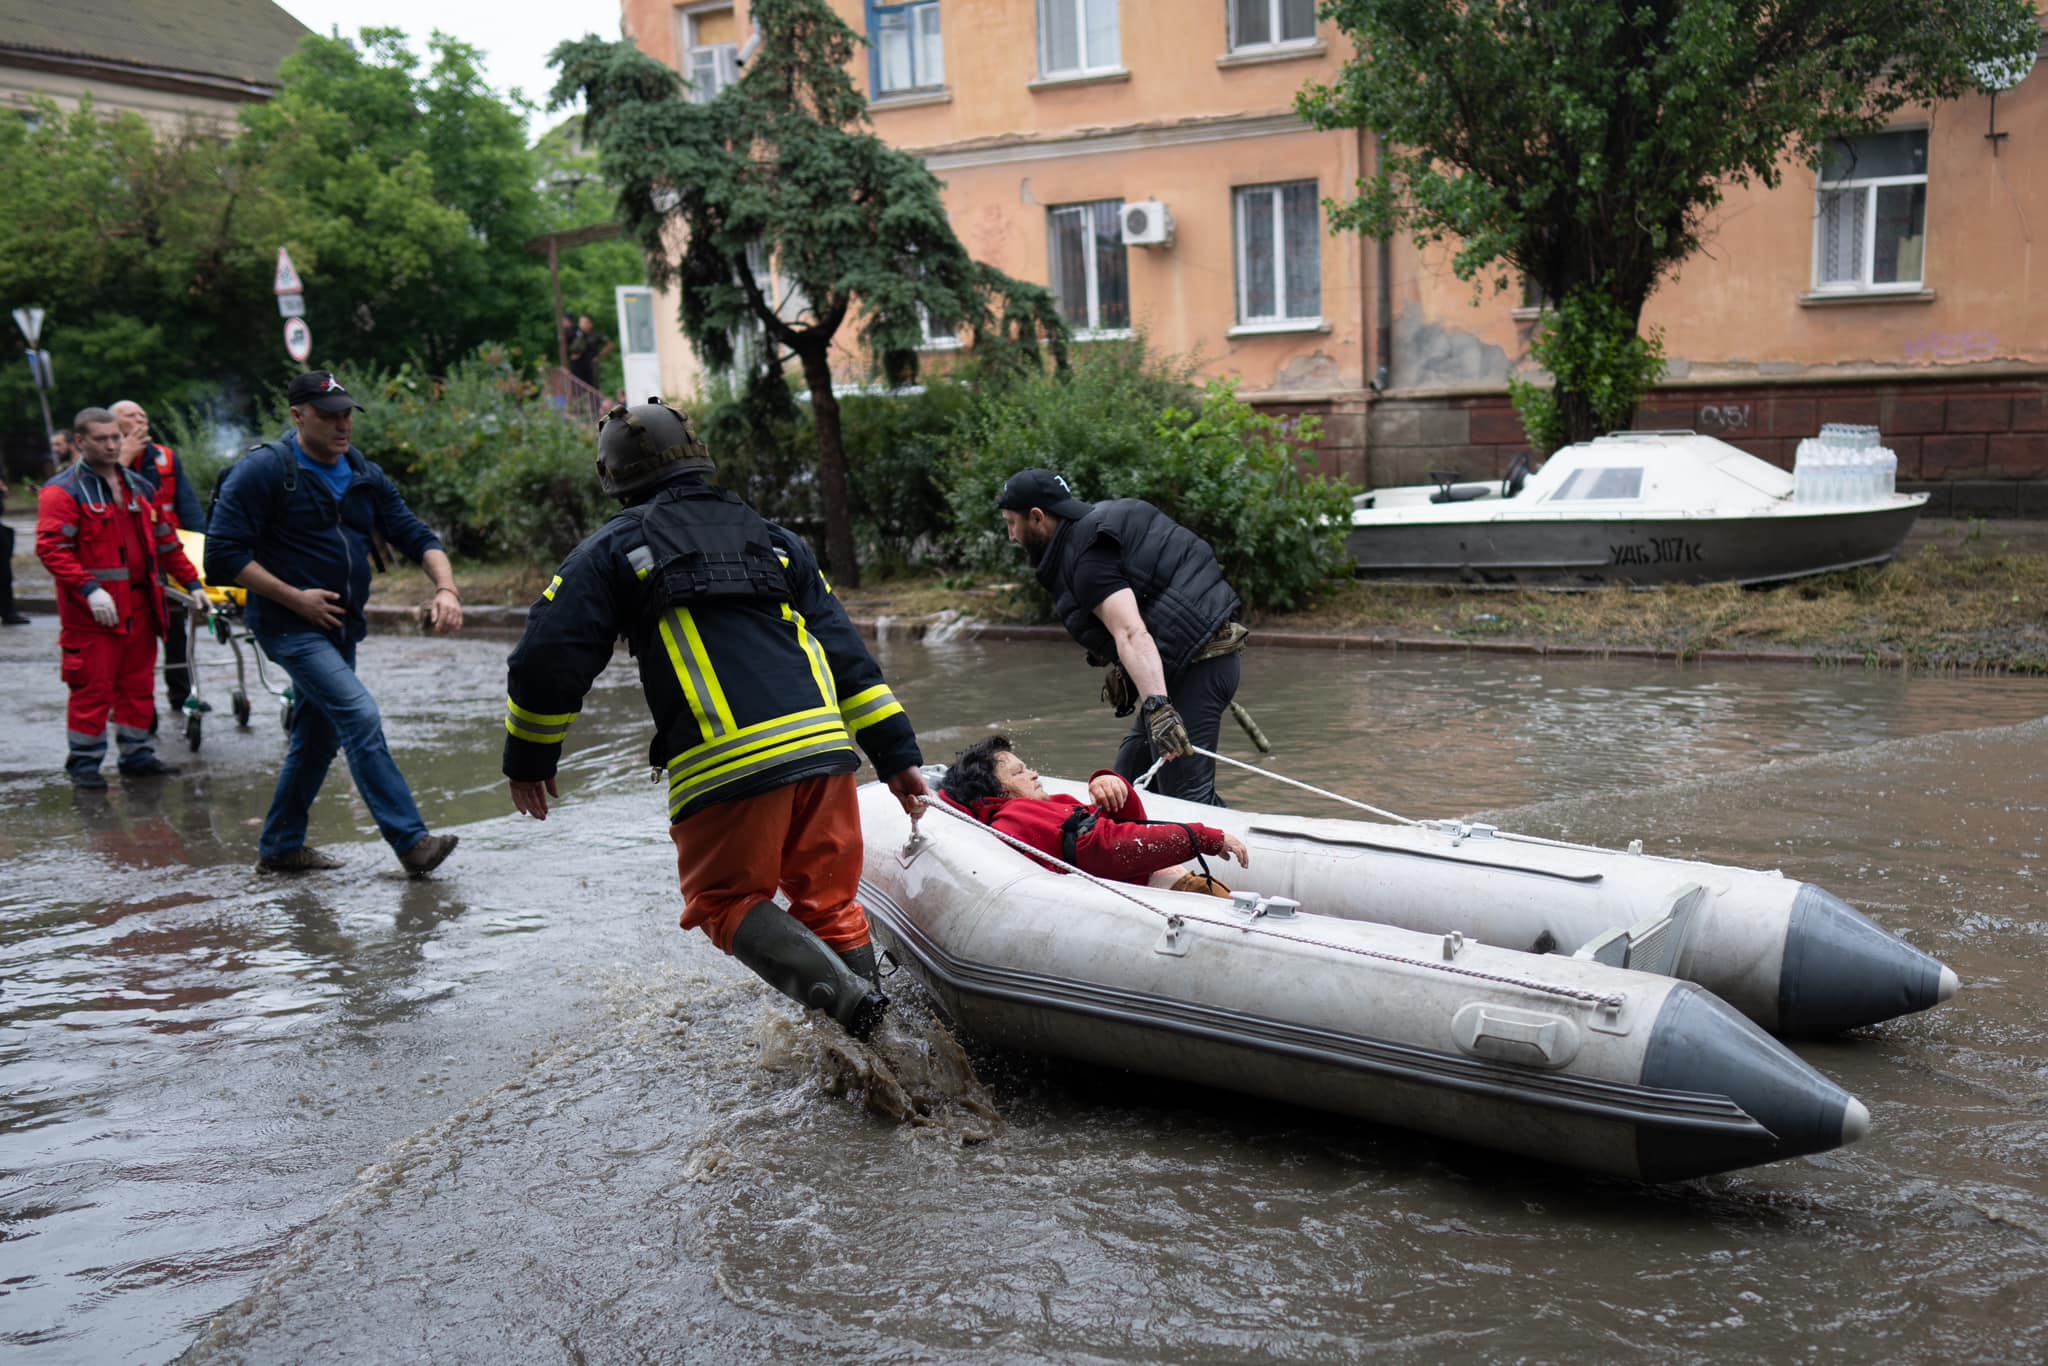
[{"x1": 1, "y1": 624, "x2": 2045, "y2": 1361}]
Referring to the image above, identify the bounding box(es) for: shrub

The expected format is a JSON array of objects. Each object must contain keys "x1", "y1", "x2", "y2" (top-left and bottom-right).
[
  {"x1": 841, "y1": 380, "x2": 977, "y2": 575},
  {"x1": 941, "y1": 341, "x2": 1355, "y2": 614}
]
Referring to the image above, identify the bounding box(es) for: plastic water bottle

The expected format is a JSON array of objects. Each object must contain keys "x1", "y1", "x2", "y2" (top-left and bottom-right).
[
  {"x1": 1877, "y1": 443, "x2": 1897, "y2": 498},
  {"x1": 1793, "y1": 438, "x2": 1814, "y2": 503}
]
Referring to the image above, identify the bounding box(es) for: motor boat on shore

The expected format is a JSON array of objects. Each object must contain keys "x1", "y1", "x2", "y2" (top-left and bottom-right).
[
  {"x1": 1346, "y1": 429, "x2": 1927, "y2": 586},
  {"x1": 855, "y1": 776, "x2": 1901, "y2": 1181}
]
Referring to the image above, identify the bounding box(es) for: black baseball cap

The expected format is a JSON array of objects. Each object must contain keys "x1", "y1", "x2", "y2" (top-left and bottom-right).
[
  {"x1": 997, "y1": 468, "x2": 1092, "y2": 521},
  {"x1": 286, "y1": 371, "x2": 365, "y2": 413}
]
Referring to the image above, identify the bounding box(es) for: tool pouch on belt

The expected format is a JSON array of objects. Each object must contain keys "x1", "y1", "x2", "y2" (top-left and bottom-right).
[
  {"x1": 1192, "y1": 621, "x2": 1250, "y2": 664},
  {"x1": 1100, "y1": 662, "x2": 1138, "y2": 718}
]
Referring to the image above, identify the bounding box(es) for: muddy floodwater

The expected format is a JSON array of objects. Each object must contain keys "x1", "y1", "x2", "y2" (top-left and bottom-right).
[{"x1": 2, "y1": 618, "x2": 2045, "y2": 1362}]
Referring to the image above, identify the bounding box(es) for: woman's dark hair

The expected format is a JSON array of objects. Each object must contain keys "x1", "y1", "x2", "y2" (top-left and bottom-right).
[{"x1": 939, "y1": 735, "x2": 1014, "y2": 805}]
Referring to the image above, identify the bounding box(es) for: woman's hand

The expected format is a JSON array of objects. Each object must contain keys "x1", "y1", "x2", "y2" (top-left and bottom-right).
[
  {"x1": 1219, "y1": 833, "x2": 1250, "y2": 868},
  {"x1": 1087, "y1": 773, "x2": 1129, "y2": 812}
]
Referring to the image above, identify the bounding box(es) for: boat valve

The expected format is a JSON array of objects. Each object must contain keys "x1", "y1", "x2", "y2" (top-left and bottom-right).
[{"x1": 1443, "y1": 930, "x2": 1465, "y2": 960}]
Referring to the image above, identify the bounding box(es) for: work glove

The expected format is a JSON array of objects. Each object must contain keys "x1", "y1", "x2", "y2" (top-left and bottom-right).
[
  {"x1": 1100, "y1": 662, "x2": 1137, "y2": 717},
  {"x1": 1140, "y1": 695, "x2": 1191, "y2": 762},
  {"x1": 87, "y1": 588, "x2": 118, "y2": 627},
  {"x1": 186, "y1": 586, "x2": 211, "y2": 622}
]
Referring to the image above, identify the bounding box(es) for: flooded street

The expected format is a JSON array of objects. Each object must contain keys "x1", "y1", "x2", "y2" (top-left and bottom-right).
[{"x1": 2, "y1": 619, "x2": 2045, "y2": 1361}]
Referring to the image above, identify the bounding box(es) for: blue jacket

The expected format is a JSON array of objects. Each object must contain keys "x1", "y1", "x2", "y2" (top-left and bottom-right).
[{"x1": 204, "y1": 435, "x2": 443, "y2": 645}]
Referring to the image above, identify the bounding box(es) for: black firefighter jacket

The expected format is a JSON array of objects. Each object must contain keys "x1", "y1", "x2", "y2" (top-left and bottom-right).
[{"x1": 501, "y1": 479, "x2": 921, "y2": 823}]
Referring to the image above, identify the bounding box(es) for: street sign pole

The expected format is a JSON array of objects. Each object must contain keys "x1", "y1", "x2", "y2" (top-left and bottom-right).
[{"x1": 13, "y1": 307, "x2": 55, "y2": 451}]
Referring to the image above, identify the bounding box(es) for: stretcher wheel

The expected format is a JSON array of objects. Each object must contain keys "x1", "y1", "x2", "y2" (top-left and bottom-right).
[
  {"x1": 185, "y1": 712, "x2": 203, "y2": 752},
  {"x1": 232, "y1": 688, "x2": 251, "y2": 727}
]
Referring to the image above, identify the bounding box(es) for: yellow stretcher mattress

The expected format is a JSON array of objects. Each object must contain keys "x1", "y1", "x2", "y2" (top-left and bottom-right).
[{"x1": 171, "y1": 528, "x2": 248, "y2": 609}]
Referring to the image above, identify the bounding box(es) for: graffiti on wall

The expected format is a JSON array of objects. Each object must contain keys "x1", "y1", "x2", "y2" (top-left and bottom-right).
[
  {"x1": 1696, "y1": 403, "x2": 1754, "y2": 432},
  {"x1": 1904, "y1": 333, "x2": 1998, "y2": 361}
]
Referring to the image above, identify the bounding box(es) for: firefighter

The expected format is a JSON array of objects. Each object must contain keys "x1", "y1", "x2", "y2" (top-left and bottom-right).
[
  {"x1": 36, "y1": 407, "x2": 209, "y2": 788},
  {"x1": 111, "y1": 399, "x2": 207, "y2": 722},
  {"x1": 501, "y1": 399, "x2": 929, "y2": 1040}
]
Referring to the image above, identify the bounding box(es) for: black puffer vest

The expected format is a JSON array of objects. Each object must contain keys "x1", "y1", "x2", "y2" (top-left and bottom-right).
[{"x1": 1037, "y1": 499, "x2": 1240, "y2": 679}]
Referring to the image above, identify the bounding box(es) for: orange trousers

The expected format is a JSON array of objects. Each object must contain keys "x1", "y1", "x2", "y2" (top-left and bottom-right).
[{"x1": 670, "y1": 772, "x2": 872, "y2": 955}]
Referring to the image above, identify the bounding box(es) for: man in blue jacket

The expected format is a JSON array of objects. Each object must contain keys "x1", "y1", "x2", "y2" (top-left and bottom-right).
[{"x1": 205, "y1": 371, "x2": 463, "y2": 877}]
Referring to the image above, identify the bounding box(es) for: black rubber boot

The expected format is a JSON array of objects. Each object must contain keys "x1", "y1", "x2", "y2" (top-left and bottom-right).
[{"x1": 729, "y1": 902, "x2": 890, "y2": 1040}]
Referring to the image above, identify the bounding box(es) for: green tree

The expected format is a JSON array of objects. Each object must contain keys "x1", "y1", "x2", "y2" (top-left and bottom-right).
[
  {"x1": 238, "y1": 28, "x2": 554, "y2": 374},
  {"x1": 552, "y1": 0, "x2": 1065, "y2": 584},
  {"x1": 0, "y1": 97, "x2": 291, "y2": 466},
  {"x1": 1301, "y1": 0, "x2": 2040, "y2": 449}
]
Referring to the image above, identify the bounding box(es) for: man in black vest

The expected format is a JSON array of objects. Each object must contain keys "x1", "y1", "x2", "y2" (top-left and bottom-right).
[{"x1": 997, "y1": 468, "x2": 1245, "y2": 806}]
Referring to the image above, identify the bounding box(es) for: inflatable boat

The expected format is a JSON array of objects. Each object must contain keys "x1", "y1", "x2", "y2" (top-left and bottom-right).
[{"x1": 857, "y1": 779, "x2": 1871, "y2": 1181}]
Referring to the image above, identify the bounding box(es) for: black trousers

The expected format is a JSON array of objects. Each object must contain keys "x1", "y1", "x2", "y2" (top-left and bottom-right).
[
  {"x1": 1112, "y1": 652, "x2": 1241, "y2": 807},
  {"x1": 0, "y1": 513, "x2": 16, "y2": 615},
  {"x1": 162, "y1": 602, "x2": 192, "y2": 710}
]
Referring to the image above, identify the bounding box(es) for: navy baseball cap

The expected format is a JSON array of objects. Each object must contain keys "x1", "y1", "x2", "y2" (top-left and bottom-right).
[
  {"x1": 286, "y1": 371, "x2": 364, "y2": 413},
  {"x1": 997, "y1": 468, "x2": 1092, "y2": 521}
]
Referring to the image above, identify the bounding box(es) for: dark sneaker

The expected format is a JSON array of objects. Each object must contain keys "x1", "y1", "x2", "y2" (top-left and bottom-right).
[
  {"x1": 1, "y1": 611, "x2": 30, "y2": 626},
  {"x1": 69, "y1": 766, "x2": 108, "y2": 791},
  {"x1": 119, "y1": 755, "x2": 182, "y2": 778},
  {"x1": 399, "y1": 832, "x2": 458, "y2": 879},
  {"x1": 257, "y1": 846, "x2": 345, "y2": 874}
]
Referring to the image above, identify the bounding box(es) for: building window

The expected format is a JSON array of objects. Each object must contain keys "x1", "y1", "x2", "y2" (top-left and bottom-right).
[
  {"x1": 1039, "y1": 0, "x2": 1120, "y2": 78},
  {"x1": 1048, "y1": 200, "x2": 1130, "y2": 335},
  {"x1": 1814, "y1": 128, "x2": 1927, "y2": 291},
  {"x1": 918, "y1": 306, "x2": 960, "y2": 349},
  {"x1": 679, "y1": 3, "x2": 740, "y2": 105},
  {"x1": 1234, "y1": 181, "x2": 1322, "y2": 324},
  {"x1": 870, "y1": 1, "x2": 944, "y2": 94},
  {"x1": 1229, "y1": 0, "x2": 1315, "y2": 52}
]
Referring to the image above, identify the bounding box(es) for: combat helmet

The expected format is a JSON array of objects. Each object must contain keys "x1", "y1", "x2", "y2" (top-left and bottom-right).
[{"x1": 595, "y1": 397, "x2": 713, "y2": 499}]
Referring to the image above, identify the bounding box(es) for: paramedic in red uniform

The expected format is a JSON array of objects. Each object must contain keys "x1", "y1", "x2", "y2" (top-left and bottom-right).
[
  {"x1": 36, "y1": 407, "x2": 208, "y2": 789},
  {"x1": 111, "y1": 399, "x2": 208, "y2": 722}
]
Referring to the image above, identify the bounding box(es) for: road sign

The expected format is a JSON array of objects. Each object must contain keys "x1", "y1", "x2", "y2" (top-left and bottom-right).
[
  {"x1": 284, "y1": 317, "x2": 312, "y2": 363},
  {"x1": 24, "y1": 349, "x2": 53, "y2": 389},
  {"x1": 277, "y1": 293, "x2": 306, "y2": 318},
  {"x1": 12, "y1": 307, "x2": 43, "y2": 345},
  {"x1": 274, "y1": 247, "x2": 303, "y2": 295}
]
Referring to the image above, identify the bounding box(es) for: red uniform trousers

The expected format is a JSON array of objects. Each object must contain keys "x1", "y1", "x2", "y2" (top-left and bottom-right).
[
  {"x1": 670, "y1": 772, "x2": 873, "y2": 955},
  {"x1": 62, "y1": 620, "x2": 161, "y2": 770}
]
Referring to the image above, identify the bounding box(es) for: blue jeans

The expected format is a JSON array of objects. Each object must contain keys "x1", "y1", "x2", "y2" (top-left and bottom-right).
[{"x1": 257, "y1": 632, "x2": 427, "y2": 859}]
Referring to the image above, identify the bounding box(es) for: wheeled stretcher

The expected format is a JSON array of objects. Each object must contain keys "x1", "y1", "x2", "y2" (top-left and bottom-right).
[{"x1": 162, "y1": 528, "x2": 293, "y2": 750}]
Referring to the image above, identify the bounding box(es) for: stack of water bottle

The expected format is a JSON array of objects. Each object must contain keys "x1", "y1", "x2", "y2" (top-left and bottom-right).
[{"x1": 1793, "y1": 423, "x2": 1898, "y2": 506}]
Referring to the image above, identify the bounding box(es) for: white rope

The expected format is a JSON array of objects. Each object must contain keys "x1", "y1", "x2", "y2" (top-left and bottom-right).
[
  {"x1": 1190, "y1": 746, "x2": 1419, "y2": 826},
  {"x1": 910, "y1": 797, "x2": 1624, "y2": 1009}
]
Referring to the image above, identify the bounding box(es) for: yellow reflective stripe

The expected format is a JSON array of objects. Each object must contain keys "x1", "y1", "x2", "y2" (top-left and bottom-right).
[
  {"x1": 673, "y1": 607, "x2": 736, "y2": 733},
  {"x1": 507, "y1": 697, "x2": 577, "y2": 726},
  {"x1": 664, "y1": 705, "x2": 842, "y2": 780},
  {"x1": 542, "y1": 575, "x2": 563, "y2": 601},
  {"x1": 839, "y1": 684, "x2": 891, "y2": 712},
  {"x1": 658, "y1": 608, "x2": 720, "y2": 741},
  {"x1": 667, "y1": 728, "x2": 855, "y2": 817},
  {"x1": 506, "y1": 720, "x2": 568, "y2": 744},
  {"x1": 781, "y1": 603, "x2": 836, "y2": 709},
  {"x1": 840, "y1": 684, "x2": 904, "y2": 734},
  {"x1": 847, "y1": 701, "x2": 904, "y2": 735}
]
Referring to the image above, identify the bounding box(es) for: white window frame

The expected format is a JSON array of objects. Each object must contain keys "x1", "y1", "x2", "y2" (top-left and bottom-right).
[
  {"x1": 679, "y1": 3, "x2": 740, "y2": 106},
  {"x1": 917, "y1": 305, "x2": 961, "y2": 350},
  {"x1": 872, "y1": 0, "x2": 945, "y2": 95},
  {"x1": 1037, "y1": 0, "x2": 1121, "y2": 79},
  {"x1": 1811, "y1": 129, "x2": 1928, "y2": 294},
  {"x1": 1047, "y1": 200, "x2": 1131, "y2": 338},
  {"x1": 1233, "y1": 180, "x2": 1323, "y2": 327},
  {"x1": 1227, "y1": 0, "x2": 1318, "y2": 55}
]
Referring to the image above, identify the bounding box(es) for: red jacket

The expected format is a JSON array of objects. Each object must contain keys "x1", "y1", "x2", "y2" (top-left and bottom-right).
[
  {"x1": 136, "y1": 441, "x2": 184, "y2": 528},
  {"x1": 941, "y1": 770, "x2": 1228, "y2": 884},
  {"x1": 37, "y1": 462, "x2": 202, "y2": 636}
]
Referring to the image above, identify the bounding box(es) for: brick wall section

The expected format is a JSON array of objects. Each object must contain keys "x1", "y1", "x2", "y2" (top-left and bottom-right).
[{"x1": 1325, "y1": 376, "x2": 2048, "y2": 496}]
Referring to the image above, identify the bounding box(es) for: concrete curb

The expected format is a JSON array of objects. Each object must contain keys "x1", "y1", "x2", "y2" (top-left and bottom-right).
[{"x1": 4, "y1": 596, "x2": 1909, "y2": 669}]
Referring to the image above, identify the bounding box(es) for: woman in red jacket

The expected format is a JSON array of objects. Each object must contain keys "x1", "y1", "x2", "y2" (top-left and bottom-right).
[{"x1": 937, "y1": 735, "x2": 1248, "y2": 890}]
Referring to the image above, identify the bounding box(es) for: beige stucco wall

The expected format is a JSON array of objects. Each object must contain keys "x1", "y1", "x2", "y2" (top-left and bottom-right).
[{"x1": 0, "y1": 64, "x2": 255, "y2": 135}]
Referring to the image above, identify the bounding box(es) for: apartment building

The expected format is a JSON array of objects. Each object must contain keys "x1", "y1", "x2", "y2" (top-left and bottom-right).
[{"x1": 623, "y1": 1, "x2": 2048, "y2": 508}]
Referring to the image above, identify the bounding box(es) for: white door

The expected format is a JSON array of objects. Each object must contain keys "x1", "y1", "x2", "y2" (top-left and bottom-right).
[{"x1": 615, "y1": 285, "x2": 663, "y2": 403}]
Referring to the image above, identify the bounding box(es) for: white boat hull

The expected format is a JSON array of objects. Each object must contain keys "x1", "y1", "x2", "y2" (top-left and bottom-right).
[{"x1": 858, "y1": 782, "x2": 1869, "y2": 1181}]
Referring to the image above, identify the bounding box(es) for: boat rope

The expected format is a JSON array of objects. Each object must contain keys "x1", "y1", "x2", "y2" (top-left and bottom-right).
[
  {"x1": 910, "y1": 798, "x2": 1626, "y2": 1010},
  {"x1": 1183, "y1": 746, "x2": 1656, "y2": 862},
  {"x1": 1191, "y1": 747, "x2": 1418, "y2": 825}
]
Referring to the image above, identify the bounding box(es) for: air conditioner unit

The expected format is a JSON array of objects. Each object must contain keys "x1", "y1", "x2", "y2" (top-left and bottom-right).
[{"x1": 1121, "y1": 200, "x2": 1174, "y2": 248}]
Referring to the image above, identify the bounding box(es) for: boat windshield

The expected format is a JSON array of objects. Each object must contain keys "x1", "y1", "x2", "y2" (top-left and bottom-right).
[{"x1": 1547, "y1": 466, "x2": 1643, "y2": 501}]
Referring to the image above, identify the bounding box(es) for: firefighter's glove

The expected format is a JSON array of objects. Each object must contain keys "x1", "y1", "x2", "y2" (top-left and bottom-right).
[
  {"x1": 1100, "y1": 662, "x2": 1137, "y2": 717},
  {"x1": 1141, "y1": 695, "x2": 1191, "y2": 762},
  {"x1": 87, "y1": 588, "x2": 118, "y2": 627}
]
